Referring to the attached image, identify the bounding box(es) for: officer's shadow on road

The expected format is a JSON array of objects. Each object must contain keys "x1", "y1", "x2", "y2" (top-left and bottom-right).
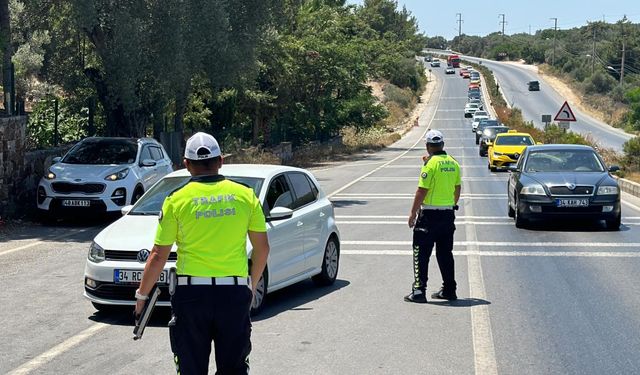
[
  {"x1": 428, "y1": 298, "x2": 491, "y2": 308},
  {"x1": 252, "y1": 279, "x2": 350, "y2": 321},
  {"x1": 88, "y1": 306, "x2": 173, "y2": 328}
]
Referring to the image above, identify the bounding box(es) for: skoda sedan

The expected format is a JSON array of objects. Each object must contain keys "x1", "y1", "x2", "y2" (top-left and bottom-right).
[
  {"x1": 507, "y1": 145, "x2": 621, "y2": 229},
  {"x1": 84, "y1": 165, "x2": 340, "y2": 314}
]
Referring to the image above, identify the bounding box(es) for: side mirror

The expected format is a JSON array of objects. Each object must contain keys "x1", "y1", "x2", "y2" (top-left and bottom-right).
[
  {"x1": 266, "y1": 207, "x2": 293, "y2": 222},
  {"x1": 140, "y1": 159, "x2": 156, "y2": 167},
  {"x1": 121, "y1": 205, "x2": 133, "y2": 216},
  {"x1": 52, "y1": 157, "x2": 62, "y2": 163},
  {"x1": 608, "y1": 165, "x2": 620, "y2": 173}
]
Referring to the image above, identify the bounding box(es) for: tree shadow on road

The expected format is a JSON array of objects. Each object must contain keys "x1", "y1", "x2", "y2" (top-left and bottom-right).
[
  {"x1": 88, "y1": 306, "x2": 172, "y2": 328},
  {"x1": 521, "y1": 219, "x2": 631, "y2": 233},
  {"x1": 428, "y1": 297, "x2": 491, "y2": 308},
  {"x1": 252, "y1": 279, "x2": 350, "y2": 321}
]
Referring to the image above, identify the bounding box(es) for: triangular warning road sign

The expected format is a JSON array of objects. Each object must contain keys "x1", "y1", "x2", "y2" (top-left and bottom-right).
[{"x1": 554, "y1": 101, "x2": 577, "y2": 122}]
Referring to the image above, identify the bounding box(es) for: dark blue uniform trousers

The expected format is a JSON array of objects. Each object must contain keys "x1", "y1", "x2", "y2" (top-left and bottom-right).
[
  {"x1": 412, "y1": 209, "x2": 457, "y2": 293},
  {"x1": 170, "y1": 284, "x2": 253, "y2": 375}
]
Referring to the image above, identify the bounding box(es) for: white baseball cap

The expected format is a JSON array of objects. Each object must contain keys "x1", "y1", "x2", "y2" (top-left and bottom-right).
[
  {"x1": 184, "y1": 132, "x2": 221, "y2": 160},
  {"x1": 424, "y1": 129, "x2": 444, "y2": 144}
]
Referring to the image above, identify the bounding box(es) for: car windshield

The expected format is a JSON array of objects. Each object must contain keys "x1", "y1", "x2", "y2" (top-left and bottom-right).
[
  {"x1": 495, "y1": 135, "x2": 534, "y2": 146},
  {"x1": 467, "y1": 103, "x2": 479, "y2": 108},
  {"x1": 525, "y1": 150, "x2": 604, "y2": 172},
  {"x1": 62, "y1": 138, "x2": 138, "y2": 165},
  {"x1": 478, "y1": 120, "x2": 499, "y2": 130},
  {"x1": 130, "y1": 175, "x2": 264, "y2": 215},
  {"x1": 483, "y1": 127, "x2": 510, "y2": 138}
]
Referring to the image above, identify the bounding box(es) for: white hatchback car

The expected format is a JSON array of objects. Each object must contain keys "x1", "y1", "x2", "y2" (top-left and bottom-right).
[
  {"x1": 37, "y1": 137, "x2": 173, "y2": 218},
  {"x1": 471, "y1": 111, "x2": 490, "y2": 132},
  {"x1": 83, "y1": 164, "x2": 340, "y2": 314}
]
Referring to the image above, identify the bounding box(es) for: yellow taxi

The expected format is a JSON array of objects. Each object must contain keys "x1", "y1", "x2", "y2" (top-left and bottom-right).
[{"x1": 487, "y1": 130, "x2": 537, "y2": 171}]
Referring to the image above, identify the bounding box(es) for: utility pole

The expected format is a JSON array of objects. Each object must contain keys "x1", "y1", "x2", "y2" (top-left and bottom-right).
[
  {"x1": 591, "y1": 23, "x2": 596, "y2": 74},
  {"x1": 456, "y1": 13, "x2": 463, "y2": 38},
  {"x1": 550, "y1": 18, "x2": 558, "y2": 66},
  {"x1": 620, "y1": 22, "x2": 626, "y2": 87},
  {"x1": 499, "y1": 14, "x2": 506, "y2": 39}
]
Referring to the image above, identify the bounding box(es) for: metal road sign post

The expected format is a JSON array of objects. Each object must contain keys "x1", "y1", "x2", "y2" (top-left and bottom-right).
[
  {"x1": 558, "y1": 121, "x2": 570, "y2": 130},
  {"x1": 542, "y1": 114, "x2": 552, "y2": 130}
]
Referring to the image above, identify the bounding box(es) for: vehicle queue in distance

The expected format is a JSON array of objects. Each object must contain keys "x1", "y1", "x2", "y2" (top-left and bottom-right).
[{"x1": 455, "y1": 63, "x2": 622, "y2": 230}]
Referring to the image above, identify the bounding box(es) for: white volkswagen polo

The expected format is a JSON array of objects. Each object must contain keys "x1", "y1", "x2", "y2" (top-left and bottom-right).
[
  {"x1": 37, "y1": 137, "x2": 173, "y2": 218},
  {"x1": 84, "y1": 164, "x2": 340, "y2": 314}
]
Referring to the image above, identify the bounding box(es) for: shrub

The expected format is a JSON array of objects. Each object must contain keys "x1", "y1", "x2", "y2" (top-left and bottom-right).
[
  {"x1": 383, "y1": 83, "x2": 413, "y2": 109},
  {"x1": 622, "y1": 136, "x2": 640, "y2": 172}
]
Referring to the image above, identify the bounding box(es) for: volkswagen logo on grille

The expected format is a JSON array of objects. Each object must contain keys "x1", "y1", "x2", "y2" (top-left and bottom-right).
[
  {"x1": 566, "y1": 183, "x2": 576, "y2": 190},
  {"x1": 137, "y1": 249, "x2": 150, "y2": 263}
]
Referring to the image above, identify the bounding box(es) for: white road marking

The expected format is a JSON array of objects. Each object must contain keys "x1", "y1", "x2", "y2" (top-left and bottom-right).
[
  {"x1": 342, "y1": 240, "x2": 640, "y2": 248},
  {"x1": 7, "y1": 323, "x2": 108, "y2": 375},
  {"x1": 334, "y1": 193, "x2": 505, "y2": 197},
  {"x1": 463, "y1": 178, "x2": 498, "y2": 375},
  {"x1": 622, "y1": 198, "x2": 640, "y2": 212},
  {"x1": 341, "y1": 250, "x2": 640, "y2": 257},
  {"x1": 334, "y1": 214, "x2": 640, "y2": 220},
  {"x1": 332, "y1": 196, "x2": 506, "y2": 200},
  {"x1": 360, "y1": 177, "x2": 506, "y2": 182},
  {"x1": 337, "y1": 221, "x2": 512, "y2": 225},
  {"x1": 0, "y1": 227, "x2": 96, "y2": 257},
  {"x1": 383, "y1": 165, "x2": 489, "y2": 169},
  {"x1": 327, "y1": 78, "x2": 445, "y2": 198}
]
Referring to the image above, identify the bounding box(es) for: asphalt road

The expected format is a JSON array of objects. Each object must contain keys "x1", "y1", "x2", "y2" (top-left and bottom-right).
[
  {"x1": 460, "y1": 55, "x2": 634, "y2": 151},
  {"x1": 2, "y1": 68, "x2": 640, "y2": 374}
]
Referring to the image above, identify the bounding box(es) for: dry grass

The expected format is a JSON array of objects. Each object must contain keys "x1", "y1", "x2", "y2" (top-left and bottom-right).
[{"x1": 225, "y1": 146, "x2": 282, "y2": 165}]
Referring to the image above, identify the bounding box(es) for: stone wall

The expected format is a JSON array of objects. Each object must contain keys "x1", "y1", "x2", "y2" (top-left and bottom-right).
[{"x1": 0, "y1": 116, "x2": 27, "y2": 218}]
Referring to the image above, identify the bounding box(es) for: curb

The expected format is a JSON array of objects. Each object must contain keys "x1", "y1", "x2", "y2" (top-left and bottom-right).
[{"x1": 614, "y1": 176, "x2": 640, "y2": 198}]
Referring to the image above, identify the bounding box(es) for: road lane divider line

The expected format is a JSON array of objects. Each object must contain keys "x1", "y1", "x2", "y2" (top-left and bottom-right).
[
  {"x1": 358, "y1": 177, "x2": 506, "y2": 182},
  {"x1": 7, "y1": 323, "x2": 108, "y2": 375},
  {"x1": 0, "y1": 227, "x2": 97, "y2": 257},
  {"x1": 332, "y1": 196, "x2": 506, "y2": 200},
  {"x1": 327, "y1": 75, "x2": 445, "y2": 198},
  {"x1": 335, "y1": 215, "x2": 512, "y2": 219},
  {"x1": 337, "y1": 221, "x2": 513, "y2": 225},
  {"x1": 342, "y1": 240, "x2": 640, "y2": 247},
  {"x1": 341, "y1": 250, "x2": 640, "y2": 257},
  {"x1": 334, "y1": 193, "x2": 505, "y2": 197},
  {"x1": 462, "y1": 178, "x2": 499, "y2": 375}
]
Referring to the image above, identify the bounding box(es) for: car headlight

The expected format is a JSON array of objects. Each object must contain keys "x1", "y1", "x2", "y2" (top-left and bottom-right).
[
  {"x1": 45, "y1": 169, "x2": 56, "y2": 180},
  {"x1": 520, "y1": 184, "x2": 546, "y2": 195},
  {"x1": 597, "y1": 185, "x2": 619, "y2": 195},
  {"x1": 105, "y1": 168, "x2": 130, "y2": 181},
  {"x1": 88, "y1": 241, "x2": 105, "y2": 263}
]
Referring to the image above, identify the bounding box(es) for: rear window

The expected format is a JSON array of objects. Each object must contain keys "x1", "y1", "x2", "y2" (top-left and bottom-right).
[{"x1": 495, "y1": 135, "x2": 534, "y2": 146}]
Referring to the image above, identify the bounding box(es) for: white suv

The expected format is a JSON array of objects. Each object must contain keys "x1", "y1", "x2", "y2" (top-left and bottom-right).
[{"x1": 37, "y1": 137, "x2": 173, "y2": 217}]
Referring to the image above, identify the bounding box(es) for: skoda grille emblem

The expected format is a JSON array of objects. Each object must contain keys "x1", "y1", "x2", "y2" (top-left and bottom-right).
[
  {"x1": 567, "y1": 183, "x2": 576, "y2": 190},
  {"x1": 137, "y1": 249, "x2": 150, "y2": 263}
]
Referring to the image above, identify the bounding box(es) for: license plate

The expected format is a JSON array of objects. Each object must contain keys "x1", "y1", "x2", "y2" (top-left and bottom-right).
[
  {"x1": 114, "y1": 269, "x2": 168, "y2": 284},
  {"x1": 556, "y1": 199, "x2": 589, "y2": 208},
  {"x1": 62, "y1": 199, "x2": 90, "y2": 207}
]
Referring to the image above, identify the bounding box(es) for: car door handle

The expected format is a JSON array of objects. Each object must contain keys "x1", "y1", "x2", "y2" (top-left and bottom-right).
[{"x1": 297, "y1": 221, "x2": 303, "y2": 227}]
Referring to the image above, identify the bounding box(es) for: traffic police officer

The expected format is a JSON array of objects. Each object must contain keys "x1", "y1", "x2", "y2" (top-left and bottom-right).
[
  {"x1": 135, "y1": 132, "x2": 270, "y2": 374},
  {"x1": 405, "y1": 130, "x2": 461, "y2": 303}
]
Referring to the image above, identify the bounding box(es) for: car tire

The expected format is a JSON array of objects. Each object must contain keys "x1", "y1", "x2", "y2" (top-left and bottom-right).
[
  {"x1": 131, "y1": 187, "x2": 144, "y2": 205},
  {"x1": 250, "y1": 267, "x2": 268, "y2": 316},
  {"x1": 490, "y1": 165, "x2": 497, "y2": 172},
  {"x1": 475, "y1": 135, "x2": 480, "y2": 144},
  {"x1": 479, "y1": 149, "x2": 484, "y2": 157},
  {"x1": 507, "y1": 195, "x2": 515, "y2": 218},
  {"x1": 514, "y1": 197, "x2": 527, "y2": 228},
  {"x1": 605, "y1": 213, "x2": 621, "y2": 231},
  {"x1": 312, "y1": 236, "x2": 340, "y2": 286}
]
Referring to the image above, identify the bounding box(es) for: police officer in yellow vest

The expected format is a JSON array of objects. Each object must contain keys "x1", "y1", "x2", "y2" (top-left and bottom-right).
[
  {"x1": 405, "y1": 130, "x2": 461, "y2": 303},
  {"x1": 135, "y1": 132, "x2": 270, "y2": 374}
]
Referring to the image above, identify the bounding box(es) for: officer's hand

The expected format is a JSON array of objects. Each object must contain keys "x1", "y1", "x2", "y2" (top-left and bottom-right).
[
  {"x1": 408, "y1": 214, "x2": 417, "y2": 228},
  {"x1": 134, "y1": 299, "x2": 145, "y2": 317}
]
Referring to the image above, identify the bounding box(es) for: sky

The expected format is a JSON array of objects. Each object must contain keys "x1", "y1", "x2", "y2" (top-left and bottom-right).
[{"x1": 347, "y1": 0, "x2": 639, "y2": 39}]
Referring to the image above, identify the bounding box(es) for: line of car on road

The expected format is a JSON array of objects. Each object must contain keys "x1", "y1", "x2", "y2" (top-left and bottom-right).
[{"x1": 458, "y1": 68, "x2": 621, "y2": 230}]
